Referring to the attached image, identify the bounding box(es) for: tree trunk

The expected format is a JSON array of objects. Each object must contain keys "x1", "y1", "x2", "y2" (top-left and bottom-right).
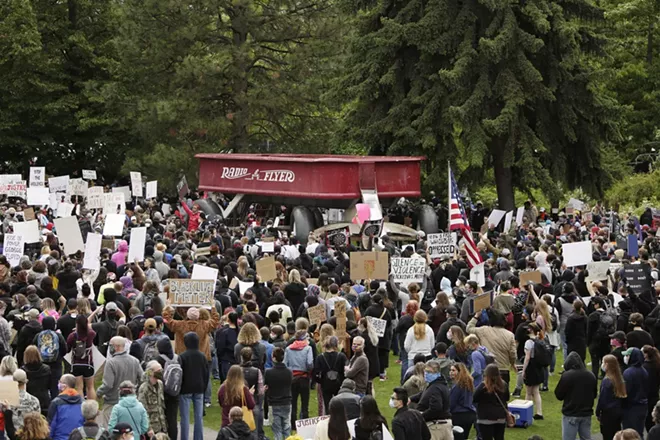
[
  {"x1": 493, "y1": 154, "x2": 515, "y2": 211},
  {"x1": 229, "y1": 7, "x2": 249, "y2": 152}
]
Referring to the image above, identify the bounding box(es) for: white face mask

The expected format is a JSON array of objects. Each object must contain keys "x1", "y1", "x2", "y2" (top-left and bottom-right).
[
  {"x1": 455, "y1": 281, "x2": 461, "y2": 287},
  {"x1": 389, "y1": 398, "x2": 397, "y2": 409},
  {"x1": 601, "y1": 364, "x2": 606, "y2": 372},
  {"x1": 446, "y1": 331, "x2": 452, "y2": 341},
  {"x1": 624, "y1": 356, "x2": 630, "y2": 365}
]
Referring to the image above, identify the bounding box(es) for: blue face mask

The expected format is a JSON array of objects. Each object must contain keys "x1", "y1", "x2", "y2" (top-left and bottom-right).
[{"x1": 424, "y1": 372, "x2": 440, "y2": 383}]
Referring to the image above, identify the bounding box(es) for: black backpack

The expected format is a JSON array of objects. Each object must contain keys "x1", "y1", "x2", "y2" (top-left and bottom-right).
[
  {"x1": 533, "y1": 339, "x2": 552, "y2": 367},
  {"x1": 321, "y1": 353, "x2": 341, "y2": 392}
]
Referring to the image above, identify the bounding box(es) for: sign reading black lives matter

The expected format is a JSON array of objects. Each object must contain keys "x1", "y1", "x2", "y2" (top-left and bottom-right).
[
  {"x1": 391, "y1": 257, "x2": 426, "y2": 287},
  {"x1": 168, "y1": 279, "x2": 215, "y2": 308},
  {"x1": 427, "y1": 233, "x2": 457, "y2": 259}
]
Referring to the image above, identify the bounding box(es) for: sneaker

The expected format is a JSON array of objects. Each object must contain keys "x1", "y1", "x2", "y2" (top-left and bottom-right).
[
  {"x1": 533, "y1": 414, "x2": 544, "y2": 420},
  {"x1": 540, "y1": 386, "x2": 549, "y2": 392},
  {"x1": 379, "y1": 375, "x2": 387, "y2": 382},
  {"x1": 512, "y1": 388, "x2": 521, "y2": 398},
  {"x1": 205, "y1": 403, "x2": 211, "y2": 408},
  {"x1": 264, "y1": 419, "x2": 271, "y2": 427}
]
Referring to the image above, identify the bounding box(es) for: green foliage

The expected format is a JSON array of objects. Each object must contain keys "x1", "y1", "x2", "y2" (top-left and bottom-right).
[{"x1": 605, "y1": 167, "x2": 660, "y2": 208}]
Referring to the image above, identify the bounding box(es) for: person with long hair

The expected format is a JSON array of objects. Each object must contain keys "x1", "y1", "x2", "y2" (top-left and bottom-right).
[
  {"x1": 404, "y1": 310, "x2": 434, "y2": 363},
  {"x1": 446, "y1": 325, "x2": 470, "y2": 366},
  {"x1": 449, "y1": 363, "x2": 476, "y2": 439},
  {"x1": 427, "y1": 293, "x2": 450, "y2": 335},
  {"x1": 402, "y1": 362, "x2": 427, "y2": 398},
  {"x1": 65, "y1": 315, "x2": 96, "y2": 400},
  {"x1": 473, "y1": 364, "x2": 510, "y2": 440},
  {"x1": 314, "y1": 399, "x2": 350, "y2": 440},
  {"x1": 565, "y1": 299, "x2": 588, "y2": 361},
  {"x1": 648, "y1": 401, "x2": 660, "y2": 439},
  {"x1": 521, "y1": 322, "x2": 544, "y2": 419},
  {"x1": 22, "y1": 347, "x2": 50, "y2": 416},
  {"x1": 597, "y1": 354, "x2": 628, "y2": 440},
  {"x1": 396, "y1": 300, "x2": 419, "y2": 383},
  {"x1": 234, "y1": 323, "x2": 266, "y2": 370},
  {"x1": 643, "y1": 345, "x2": 660, "y2": 433},
  {"x1": 4, "y1": 411, "x2": 50, "y2": 440},
  {"x1": 284, "y1": 269, "x2": 306, "y2": 314},
  {"x1": 357, "y1": 318, "x2": 380, "y2": 382},
  {"x1": 364, "y1": 292, "x2": 394, "y2": 381},
  {"x1": 354, "y1": 396, "x2": 388, "y2": 440},
  {"x1": 216, "y1": 312, "x2": 240, "y2": 381},
  {"x1": 217, "y1": 365, "x2": 255, "y2": 428}
]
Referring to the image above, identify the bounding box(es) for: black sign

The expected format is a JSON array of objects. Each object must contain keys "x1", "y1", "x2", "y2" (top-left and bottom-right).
[{"x1": 622, "y1": 264, "x2": 652, "y2": 294}]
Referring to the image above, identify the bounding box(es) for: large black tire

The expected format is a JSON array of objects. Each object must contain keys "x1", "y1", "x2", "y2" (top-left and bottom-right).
[
  {"x1": 417, "y1": 204, "x2": 440, "y2": 234},
  {"x1": 310, "y1": 207, "x2": 324, "y2": 229},
  {"x1": 291, "y1": 206, "x2": 315, "y2": 245}
]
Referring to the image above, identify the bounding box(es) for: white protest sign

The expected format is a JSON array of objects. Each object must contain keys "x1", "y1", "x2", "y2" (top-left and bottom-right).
[
  {"x1": 562, "y1": 240, "x2": 593, "y2": 267},
  {"x1": 49, "y1": 193, "x2": 59, "y2": 209},
  {"x1": 112, "y1": 186, "x2": 131, "y2": 202},
  {"x1": 103, "y1": 214, "x2": 125, "y2": 236},
  {"x1": 391, "y1": 257, "x2": 425, "y2": 287},
  {"x1": 612, "y1": 292, "x2": 624, "y2": 306},
  {"x1": 515, "y1": 207, "x2": 525, "y2": 225},
  {"x1": 53, "y1": 217, "x2": 85, "y2": 255},
  {"x1": 488, "y1": 209, "x2": 507, "y2": 228},
  {"x1": 56, "y1": 202, "x2": 74, "y2": 218},
  {"x1": 427, "y1": 233, "x2": 457, "y2": 258},
  {"x1": 104, "y1": 192, "x2": 125, "y2": 214},
  {"x1": 64, "y1": 345, "x2": 105, "y2": 374},
  {"x1": 83, "y1": 232, "x2": 102, "y2": 270},
  {"x1": 587, "y1": 261, "x2": 610, "y2": 282},
  {"x1": 568, "y1": 198, "x2": 585, "y2": 211},
  {"x1": 238, "y1": 281, "x2": 254, "y2": 296},
  {"x1": 127, "y1": 227, "x2": 147, "y2": 262},
  {"x1": 29, "y1": 167, "x2": 45, "y2": 187},
  {"x1": 582, "y1": 296, "x2": 591, "y2": 307},
  {"x1": 2, "y1": 234, "x2": 24, "y2": 267},
  {"x1": 27, "y1": 187, "x2": 49, "y2": 206},
  {"x1": 130, "y1": 172, "x2": 143, "y2": 197},
  {"x1": 3, "y1": 181, "x2": 27, "y2": 199},
  {"x1": 261, "y1": 240, "x2": 275, "y2": 253},
  {"x1": 503, "y1": 210, "x2": 513, "y2": 232},
  {"x1": 13, "y1": 221, "x2": 40, "y2": 244},
  {"x1": 146, "y1": 181, "x2": 157, "y2": 199},
  {"x1": 48, "y1": 175, "x2": 69, "y2": 193},
  {"x1": 87, "y1": 187, "x2": 104, "y2": 210},
  {"x1": 68, "y1": 178, "x2": 88, "y2": 198},
  {"x1": 347, "y1": 419, "x2": 393, "y2": 440},
  {"x1": 0, "y1": 174, "x2": 22, "y2": 185},
  {"x1": 82, "y1": 170, "x2": 97, "y2": 180},
  {"x1": 362, "y1": 190, "x2": 383, "y2": 221},
  {"x1": 192, "y1": 264, "x2": 219, "y2": 284},
  {"x1": 470, "y1": 262, "x2": 486, "y2": 287},
  {"x1": 366, "y1": 316, "x2": 386, "y2": 337},
  {"x1": 295, "y1": 416, "x2": 329, "y2": 440}
]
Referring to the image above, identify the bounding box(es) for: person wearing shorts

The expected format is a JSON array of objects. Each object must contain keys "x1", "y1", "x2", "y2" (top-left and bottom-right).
[{"x1": 66, "y1": 314, "x2": 97, "y2": 401}]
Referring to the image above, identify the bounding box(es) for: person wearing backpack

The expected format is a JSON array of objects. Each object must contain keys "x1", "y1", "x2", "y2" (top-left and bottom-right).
[
  {"x1": 156, "y1": 337, "x2": 180, "y2": 440},
  {"x1": 137, "y1": 361, "x2": 167, "y2": 436},
  {"x1": 588, "y1": 297, "x2": 614, "y2": 380},
  {"x1": 313, "y1": 336, "x2": 347, "y2": 413},
  {"x1": 90, "y1": 302, "x2": 123, "y2": 357},
  {"x1": 239, "y1": 347, "x2": 265, "y2": 440},
  {"x1": 34, "y1": 316, "x2": 66, "y2": 399},
  {"x1": 67, "y1": 400, "x2": 110, "y2": 440},
  {"x1": 521, "y1": 323, "x2": 546, "y2": 420},
  {"x1": 66, "y1": 315, "x2": 97, "y2": 401},
  {"x1": 130, "y1": 318, "x2": 168, "y2": 366},
  {"x1": 464, "y1": 334, "x2": 491, "y2": 388}
]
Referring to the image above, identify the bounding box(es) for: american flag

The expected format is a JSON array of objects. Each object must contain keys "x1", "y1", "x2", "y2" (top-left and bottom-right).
[{"x1": 448, "y1": 166, "x2": 483, "y2": 268}]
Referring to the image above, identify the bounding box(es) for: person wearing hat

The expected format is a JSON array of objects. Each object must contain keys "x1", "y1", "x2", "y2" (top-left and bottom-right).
[
  {"x1": 108, "y1": 381, "x2": 149, "y2": 438},
  {"x1": 47, "y1": 374, "x2": 85, "y2": 440},
  {"x1": 9, "y1": 369, "x2": 40, "y2": 431},
  {"x1": 329, "y1": 379, "x2": 362, "y2": 420},
  {"x1": 110, "y1": 422, "x2": 134, "y2": 440},
  {"x1": 130, "y1": 317, "x2": 168, "y2": 364},
  {"x1": 15, "y1": 308, "x2": 42, "y2": 367},
  {"x1": 610, "y1": 331, "x2": 628, "y2": 373},
  {"x1": 435, "y1": 306, "x2": 466, "y2": 346}
]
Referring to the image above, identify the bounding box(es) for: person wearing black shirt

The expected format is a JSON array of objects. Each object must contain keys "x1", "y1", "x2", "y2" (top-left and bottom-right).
[
  {"x1": 626, "y1": 313, "x2": 654, "y2": 349},
  {"x1": 56, "y1": 299, "x2": 78, "y2": 340},
  {"x1": 410, "y1": 360, "x2": 451, "y2": 439}
]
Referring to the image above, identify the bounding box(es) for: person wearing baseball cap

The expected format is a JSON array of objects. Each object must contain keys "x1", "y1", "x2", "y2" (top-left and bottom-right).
[
  {"x1": 609, "y1": 331, "x2": 627, "y2": 372},
  {"x1": 111, "y1": 422, "x2": 134, "y2": 440},
  {"x1": 11, "y1": 369, "x2": 40, "y2": 430},
  {"x1": 130, "y1": 317, "x2": 168, "y2": 363},
  {"x1": 16, "y1": 308, "x2": 42, "y2": 366}
]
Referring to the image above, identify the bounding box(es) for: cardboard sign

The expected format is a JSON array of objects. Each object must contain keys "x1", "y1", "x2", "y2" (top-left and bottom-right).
[
  {"x1": 2, "y1": 234, "x2": 24, "y2": 267},
  {"x1": 427, "y1": 233, "x2": 457, "y2": 258},
  {"x1": 27, "y1": 187, "x2": 49, "y2": 206},
  {"x1": 68, "y1": 178, "x2": 88, "y2": 198},
  {"x1": 112, "y1": 186, "x2": 131, "y2": 202},
  {"x1": 488, "y1": 209, "x2": 507, "y2": 227},
  {"x1": 366, "y1": 316, "x2": 386, "y2": 337},
  {"x1": 146, "y1": 181, "x2": 157, "y2": 199},
  {"x1": 53, "y1": 217, "x2": 85, "y2": 255},
  {"x1": 307, "y1": 304, "x2": 327, "y2": 326},
  {"x1": 350, "y1": 251, "x2": 389, "y2": 280},
  {"x1": 520, "y1": 270, "x2": 542, "y2": 286},
  {"x1": 335, "y1": 301, "x2": 347, "y2": 338},
  {"x1": 562, "y1": 241, "x2": 593, "y2": 267},
  {"x1": 515, "y1": 207, "x2": 525, "y2": 225},
  {"x1": 130, "y1": 172, "x2": 143, "y2": 197},
  {"x1": 295, "y1": 417, "x2": 329, "y2": 440},
  {"x1": 104, "y1": 192, "x2": 126, "y2": 214},
  {"x1": 469, "y1": 291, "x2": 494, "y2": 315},
  {"x1": 82, "y1": 170, "x2": 97, "y2": 180},
  {"x1": 623, "y1": 264, "x2": 652, "y2": 295},
  {"x1": 13, "y1": 220, "x2": 40, "y2": 244},
  {"x1": 127, "y1": 227, "x2": 147, "y2": 262},
  {"x1": 391, "y1": 257, "x2": 425, "y2": 287},
  {"x1": 168, "y1": 279, "x2": 215, "y2": 308},
  {"x1": 256, "y1": 256, "x2": 277, "y2": 281},
  {"x1": 29, "y1": 167, "x2": 45, "y2": 187},
  {"x1": 587, "y1": 261, "x2": 610, "y2": 282},
  {"x1": 103, "y1": 213, "x2": 125, "y2": 236},
  {"x1": 470, "y1": 262, "x2": 486, "y2": 287},
  {"x1": 23, "y1": 208, "x2": 35, "y2": 221},
  {"x1": 177, "y1": 175, "x2": 189, "y2": 198},
  {"x1": 48, "y1": 175, "x2": 69, "y2": 193},
  {"x1": 0, "y1": 380, "x2": 20, "y2": 406},
  {"x1": 306, "y1": 278, "x2": 318, "y2": 286},
  {"x1": 83, "y1": 232, "x2": 102, "y2": 270},
  {"x1": 101, "y1": 239, "x2": 115, "y2": 251}
]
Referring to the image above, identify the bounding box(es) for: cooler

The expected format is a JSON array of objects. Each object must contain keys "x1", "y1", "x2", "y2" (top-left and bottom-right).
[{"x1": 508, "y1": 399, "x2": 534, "y2": 428}]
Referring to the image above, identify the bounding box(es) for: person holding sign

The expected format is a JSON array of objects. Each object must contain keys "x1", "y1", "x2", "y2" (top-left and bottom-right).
[
  {"x1": 179, "y1": 198, "x2": 201, "y2": 232},
  {"x1": 364, "y1": 294, "x2": 393, "y2": 381}
]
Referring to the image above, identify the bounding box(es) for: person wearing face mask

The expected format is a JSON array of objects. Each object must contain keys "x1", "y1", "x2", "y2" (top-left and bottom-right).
[
  {"x1": 390, "y1": 387, "x2": 431, "y2": 440},
  {"x1": 621, "y1": 347, "x2": 649, "y2": 437},
  {"x1": 554, "y1": 352, "x2": 598, "y2": 440},
  {"x1": 345, "y1": 336, "x2": 369, "y2": 396},
  {"x1": 138, "y1": 361, "x2": 167, "y2": 436},
  {"x1": 435, "y1": 306, "x2": 466, "y2": 346},
  {"x1": 46, "y1": 374, "x2": 85, "y2": 440},
  {"x1": 409, "y1": 360, "x2": 452, "y2": 440},
  {"x1": 68, "y1": 400, "x2": 110, "y2": 440},
  {"x1": 597, "y1": 355, "x2": 627, "y2": 440}
]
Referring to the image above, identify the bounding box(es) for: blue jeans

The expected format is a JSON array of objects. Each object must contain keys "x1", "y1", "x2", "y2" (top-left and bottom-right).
[
  {"x1": 180, "y1": 393, "x2": 204, "y2": 440},
  {"x1": 560, "y1": 332, "x2": 568, "y2": 360},
  {"x1": 204, "y1": 361, "x2": 212, "y2": 404},
  {"x1": 212, "y1": 352, "x2": 220, "y2": 380},
  {"x1": 562, "y1": 415, "x2": 591, "y2": 440},
  {"x1": 271, "y1": 405, "x2": 291, "y2": 440},
  {"x1": 254, "y1": 396, "x2": 264, "y2": 440}
]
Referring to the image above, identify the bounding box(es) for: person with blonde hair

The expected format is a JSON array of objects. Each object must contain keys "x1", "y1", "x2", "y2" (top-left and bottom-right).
[
  {"x1": 4, "y1": 411, "x2": 50, "y2": 440},
  {"x1": 0, "y1": 356, "x2": 18, "y2": 378},
  {"x1": 404, "y1": 310, "x2": 434, "y2": 362},
  {"x1": 234, "y1": 322, "x2": 266, "y2": 369},
  {"x1": 613, "y1": 429, "x2": 642, "y2": 440},
  {"x1": 38, "y1": 299, "x2": 59, "y2": 323},
  {"x1": 598, "y1": 354, "x2": 627, "y2": 440},
  {"x1": 217, "y1": 407, "x2": 252, "y2": 440},
  {"x1": 217, "y1": 366, "x2": 255, "y2": 428},
  {"x1": 8, "y1": 369, "x2": 40, "y2": 431},
  {"x1": 464, "y1": 334, "x2": 491, "y2": 387},
  {"x1": 402, "y1": 362, "x2": 426, "y2": 399},
  {"x1": 284, "y1": 269, "x2": 306, "y2": 313}
]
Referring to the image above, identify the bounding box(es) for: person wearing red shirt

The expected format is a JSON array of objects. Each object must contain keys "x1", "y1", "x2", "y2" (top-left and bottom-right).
[{"x1": 179, "y1": 198, "x2": 201, "y2": 232}]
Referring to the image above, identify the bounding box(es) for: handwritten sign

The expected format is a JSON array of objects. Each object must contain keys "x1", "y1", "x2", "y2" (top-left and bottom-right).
[
  {"x1": 335, "y1": 301, "x2": 347, "y2": 338},
  {"x1": 391, "y1": 257, "x2": 425, "y2": 287},
  {"x1": 2, "y1": 234, "x2": 24, "y2": 267},
  {"x1": 366, "y1": 316, "x2": 386, "y2": 337},
  {"x1": 169, "y1": 279, "x2": 215, "y2": 308},
  {"x1": 48, "y1": 175, "x2": 69, "y2": 193},
  {"x1": 130, "y1": 172, "x2": 143, "y2": 197},
  {"x1": 112, "y1": 186, "x2": 131, "y2": 202},
  {"x1": 469, "y1": 291, "x2": 494, "y2": 315},
  {"x1": 520, "y1": 270, "x2": 542, "y2": 286},
  {"x1": 587, "y1": 261, "x2": 610, "y2": 282},
  {"x1": 104, "y1": 192, "x2": 125, "y2": 214},
  {"x1": 2, "y1": 181, "x2": 27, "y2": 199},
  {"x1": 68, "y1": 178, "x2": 88, "y2": 198},
  {"x1": 261, "y1": 237, "x2": 275, "y2": 253},
  {"x1": 350, "y1": 252, "x2": 389, "y2": 280},
  {"x1": 307, "y1": 304, "x2": 327, "y2": 326},
  {"x1": 87, "y1": 187, "x2": 104, "y2": 210},
  {"x1": 295, "y1": 417, "x2": 329, "y2": 440},
  {"x1": 256, "y1": 256, "x2": 277, "y2": 281},
  {"x1": 427, "y1": 233, "x2": 457, "y2": 258},
  {"x1": 82, "y1": 170, "x2": 97, "y2": 180},
  {"x1": 177, "y1": 175, "x2": 189, "y2": 198},
  {"x1": 146, "y1": 181, "x2": 157, "y2": 199},
  {"x1": 29, "y1": 167, "x2": 45, "y2": 187}
]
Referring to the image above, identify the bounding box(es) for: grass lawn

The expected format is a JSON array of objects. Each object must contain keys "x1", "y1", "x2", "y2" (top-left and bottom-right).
[{"x1": 196, "y1": 349, "x2": 602, "y2": 440}]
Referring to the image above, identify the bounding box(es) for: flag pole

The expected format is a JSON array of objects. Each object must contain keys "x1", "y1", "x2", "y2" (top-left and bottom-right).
[{"x1": 447, "y1": 160, "x2": 451, "y2": 232}]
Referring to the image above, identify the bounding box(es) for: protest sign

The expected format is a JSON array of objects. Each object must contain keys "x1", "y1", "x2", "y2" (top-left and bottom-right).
[
  {"x1": 583, "y1": 212, "x2": 593, "y2": 224},
  {"x1": 256, "y1": 256, "x2": 277, "y2": 281},
  {"x1": 566, "y1": 207, "x2": 575, "y2": 216},
  {"x1": 335, "y1": 301, "x2": 347, "y2": 338},
  {"x1": 307, "y1": 304, "x2": 327, "y2": 326},
  {"x1": 101, "y1": 239, "x2": 115, "y2": 251},
  {"x1": 627, "y1": 234, "x2": 639, "y2": 258},
  {"x1": 57, "y1": 202, "x2": 74, "y2": 218},
  {"x1": 238, "y1": 281, "x2": 254, "y2": 296},
  {"x1": 0, "y1": 380, "x2": 20, "y2": 406},
  {"x1": 177, "y1": 176, "x2": 189, "y2": 198},
  {"x1": 87, "y1": 187, "x2": 104, "y2": 210},
  {"x1": 568, "y1": 198, "x2": 585, "y2": 210},
  {"x1": 427, "y1": 233, "x2": 457, "y2": 258},
  {"x1": 2, "y1": 181, "x2": 27, "y2": 199},
  {"x1": 488, "y1": 209, "x2": 506, "y2": 227},
  {"x1": 515, "y1": 207, "x2": 524, "y2": 225},
  {"x1": 362, "y1": 190, "x2": 383, "y2": 220},
  {"x1": 191, "y1": 264, "x2": 219, "y2": 284},
  {"x1": 146, "y1": 181, "x2": 157, "y2": 199},
  {"x1": 0, "y1": 175, "x2": 21, "y2": 185},
  {"x1": 48, "y1": 193, "x2": 59, "y2": 209},
  {"x1": 623, "y1": 264, "x2": 652, "y2": 295},
  {"x1": 562, "y1": 241, "x2": 593, "y2": 267},
  {"x1": 112, "y1": 186, "x2": 131, "y2": 202},
  {"x1": 295, "y1": 417, "x2": 329, "y2": 440},
  {"x1": 64, "y1": 345, "x2": 105, "y2": 375},
  {"x1": 391, "y1": 257, "x2": 425, "y2": 287},
  {"x1": 68, "y1": 178, "x2": 88, "y2": 198},
  {"x1": 168, "y1": 279, "x2": 215, "y2": 307},
  {"x1": 82, "y1": 170, "x2": 97, "y2": 180},
  {"x1": 261, "y1": 237, "x2": 275, "y2": 253},
  {"x1": 587, "y1": 261, "x2": 610, "y2": 282},
  {"x1": 306, "y1": 279, "x2": 318, "y2": 286},
  {"x1": 469, "y1": 291, "x2": 494, "y2": 315},
  {"x1": 350, "y1": 252, "x2": 389, "y2": 280},
  {"x1": 48, "y1": 175, "x2": 69, "y2": 193},
  {"x1": 13, "y1": 220, "x2": 40, "y2": 244},
  {"x1": 130, "y1": 172, "x2": 143, "y2": 197},
  {"x1": 366, "y1": 316, "x2": 387, "y2": 337},
  {"x1": 53, "y1": 217, "x2": 85, "y2": 255},
  {"x1": 503, "y1": 210, "x2": 513, "y2": 232},
  {"x1": 470, "y1": 262, "x2": 486, "y2": 287},
  {"x1": 83, "y1": 233, "x2": 102, "y2": 270},
  {"x1": 128, "y1": 227, "x2": 147, "y2": 262},
  {"x1": 29, "y1": 167, "x2": 45, "y2": 187},
  {"x1": 103, "y1": 214, "x2": 125, "y2": 236},
  {"x1": 2, "y1": 234, "x2": 24, "y2": 267},
  {"x1": 27, "y1": 187, "x2": 49, "y2": 206},
  {"x1": 520, "y1": 270, "x2": 542, "y2": 286},
  {"x1": 104, "y1": 192, "x2": 125, "y2": 214},
  {"x1": 23, "y1": 208, "x2": 35, "y2": 221}
]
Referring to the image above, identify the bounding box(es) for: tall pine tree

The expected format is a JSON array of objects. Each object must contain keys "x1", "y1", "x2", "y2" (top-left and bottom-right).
[{"x1": 339, "y1": 0, "x2": 620, "y2": 208}]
